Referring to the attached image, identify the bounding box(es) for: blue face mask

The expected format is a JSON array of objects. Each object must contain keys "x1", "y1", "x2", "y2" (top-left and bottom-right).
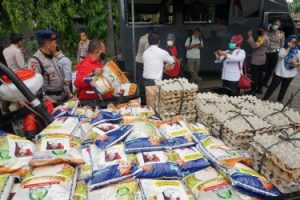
[{"x1": 228, "y1": 42, "x2": 236, "y2": 50}]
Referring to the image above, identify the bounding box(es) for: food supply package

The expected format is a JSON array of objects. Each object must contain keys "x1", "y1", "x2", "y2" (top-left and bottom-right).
[
  {"x1": 119, "y1": 105, "x2": 156, "y2": 117},
  {"x1": 52, "y1": 98, "x2": 79, "y2": 118},
  {"x1": 78, "y1": 145, "x2": 92, "y2": 181},
  {"x1": 114, "y1": 83, "x2": 137, "y2": 97},
  {"x1": 30, "y1": 134, "x2": 84, "y2": 167},
  {"x1": 39, "y1": 117, "x2": 82, "y2": 138},
  {"x1": 85, "y1": 75, "x2": 114, "y2": 96},
  {"x1": 90, "y1": 110, "x2": 123, "y2": 126},
  {"x1": 173, "y1": 148, "x2": 210, "y2": 176},
  {"x1": 183, "y1": 166, "x2": 247, "y2": 200},
  {"x1": 135, "y1": 151, "x2": 182, "y2": 179},
  {"x1": 229, "y1": 163, "x2": 280, "y2": 197},
  {"x1": 0, "y1": 174, "x2": 15, "y2": 200},
  {"x1": 88, "y1": 179, "x2": 140, "y2": 200},
  {"x1": 196, "y1": 134, "x2": 250, "y2": 168},
  {"x1": 0, "y1": 132, "x2": 34, "y2": 175},
  {"x1": 188, "y1": 123, "x2": 210, "y2": 142},
  {"x1": 87, "y1": 144, "x2": 140, "y2": 189},
  {"x1": 13, "y1": 164, "x2": 77, "y2": 200},
  {"x1": 124, "y1": 120, "x2": 169, "y2": 153},
  {"x1": 103, "y1": 60, "x2": 129, "y2": 88},
  {"x1": 90, "y1": 123, "x2": 133, "y2": 150},
  {"x1": 72, "y1": 106, "x2": 94, "y2": 119},
  {"x1": 159, "y1": 121, "x2": 195, "y2": 149},
  {"x1": 73, "y1": 181, "x2": 88, "y2": 200},
  {"x1": 139, "y1": 179, "x2": 195, "y2": 200}
]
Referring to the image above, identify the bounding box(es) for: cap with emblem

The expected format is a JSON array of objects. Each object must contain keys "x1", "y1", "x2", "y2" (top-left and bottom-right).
[{"x1": 36, "y1": 29, "x2": 57, "y2": 42}]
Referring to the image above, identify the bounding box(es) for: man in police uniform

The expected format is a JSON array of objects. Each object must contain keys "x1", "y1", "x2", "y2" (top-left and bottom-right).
[{"x1": 28, "y1": 30, "x2": 66, "y2": 103}]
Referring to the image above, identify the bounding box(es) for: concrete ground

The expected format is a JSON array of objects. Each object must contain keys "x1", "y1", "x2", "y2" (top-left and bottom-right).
[{"x1": 199, "y1": 72, "x2": 300, "y2": 111}]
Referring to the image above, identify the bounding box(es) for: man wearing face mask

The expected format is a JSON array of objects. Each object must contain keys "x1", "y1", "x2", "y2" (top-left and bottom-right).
[
  {"x1": 77, "y1": 31, "x2": 90, "y2": 62},
  {"x1": 247, "y1": 24, "x2": 269, "y2": 95},
  {"x1": 185, "y1": 28, "x2": 203, "y2": 84},
  {"x1": 263, "y1": 19, "x2": 285, "y2": 87},
  {"x1": 28, "y1": 29, "x2": 66, "y2": 103},
  {"x1": 214, "y1": 34, "x2": 246, "y2": 96},
  {"x1": 74, "y1": 39, "x2": 112, "y2": 100}
]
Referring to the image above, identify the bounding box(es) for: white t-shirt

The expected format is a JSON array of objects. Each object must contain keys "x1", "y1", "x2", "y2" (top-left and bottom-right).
[
  {"x1": 185, "y1": 36, "x2": 203, "y2": 59},
  {"x1": 275, "y1": 48, "x2": 299, "y2": 78},
  {"x1": 215, "y1": 48, "x2": 246, "y2": 82},
  {"x1": 142, "y1": 45, "x2": 175, "y2": 80}
]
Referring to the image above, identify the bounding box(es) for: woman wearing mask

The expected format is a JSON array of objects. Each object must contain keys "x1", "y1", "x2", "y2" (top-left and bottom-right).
[
  {"x1": 163, "y1": 33, "x2": 181, "y2": 79},
  {"x1": 263, "y1": 19, "x2": 285, "y2": 87},
  {"x1": 214, "y1": 34, "x2": 246, "y2": 96},
  {"x1": 263, "y1": 35, "x2": 300, "y2": 102},
  {"x1": 247, "y1": 24, "x2": 269, "y2": 95}
]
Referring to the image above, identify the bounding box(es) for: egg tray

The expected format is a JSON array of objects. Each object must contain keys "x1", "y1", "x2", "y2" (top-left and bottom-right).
[{"x1": 157, "y1": 94, "x2": 197, "y2": 103}]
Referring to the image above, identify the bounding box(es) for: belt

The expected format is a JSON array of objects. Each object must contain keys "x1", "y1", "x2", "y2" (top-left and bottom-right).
[{"x1": 45, "y1": 90, "x2": 63, "y2": 96}]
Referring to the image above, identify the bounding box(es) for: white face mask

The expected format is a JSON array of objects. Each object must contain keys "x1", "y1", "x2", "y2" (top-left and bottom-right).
[{"x1": 167, "y1": 40, "x2": 174, "y2": 46}]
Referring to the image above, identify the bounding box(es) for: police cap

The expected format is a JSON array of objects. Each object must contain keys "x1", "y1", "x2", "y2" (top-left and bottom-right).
[{"x1": 36, "y1": 29, "x2": 57, "y2": 42}]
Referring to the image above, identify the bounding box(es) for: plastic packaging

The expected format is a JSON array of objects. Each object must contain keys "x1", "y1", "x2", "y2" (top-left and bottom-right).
[
  {"x1": 91, "y1": 124, "x2": 133, "y2": 150},
  {"x1": 140, "y1": 179, "x2": 195, "y2": 200},
  {"x1": 90, "y1": 110, "x2": 123, "y2": 126},
  {"x1": 159, "y1": 121, "x2": 195, "y2": 149},
  {"x1": 0, "y1": 174, "x2": 14, "y2": 200},
  {"x1": 30, "y1": 134, "x2": 84, "y2": 167},
  {"x1": 173, "y1": 148, "x2": 210, "y2": 176},
  {"x1": 114, "y1": 83, "x2": 137, "y2": 97},
  {"x1": 136, "y1": 151, "x2": 182, "y2": 179},
  {"x1": 229, "y1": 163, "x2": 281, "y2": 197},
  {"x1": 73, "y1": 181, "x2": 88, "y2": 200},
  {"x1": 0, "y1": 132, "x2": 34, "y2": 175},
  {"x1": 124, "y1": 120, "x2": 168, "y2": 153},
  {"x1": 52, "y1": 98, "x2": 79, "y2": 118}
]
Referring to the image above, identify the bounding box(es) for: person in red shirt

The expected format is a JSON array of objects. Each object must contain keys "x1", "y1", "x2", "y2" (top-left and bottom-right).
[
  {"x1": 163, "y1": 33, "x2": 181, "y2": 79},
  {"x1": 74, "y1": 39, "x2": 112, "y2": 100}
]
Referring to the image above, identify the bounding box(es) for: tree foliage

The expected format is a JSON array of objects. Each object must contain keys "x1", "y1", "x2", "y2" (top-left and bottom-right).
[
  {"x1": 0, "y1": 0, "x2": 119, "y2": 60},
  {"x1": 289, "y1": 0, "x2": 300, "y2": 13}
]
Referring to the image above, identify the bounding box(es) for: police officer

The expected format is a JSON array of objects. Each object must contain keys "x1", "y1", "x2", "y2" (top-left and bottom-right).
[
  {"x1": 28, "y1": 30, "x2": 65, "y2": 104},
  {"x1": 263, "y1": 19, "x2": 285, "y2": 87}
]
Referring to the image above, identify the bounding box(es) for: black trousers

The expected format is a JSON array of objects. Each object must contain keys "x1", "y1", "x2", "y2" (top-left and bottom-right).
[
  {"x1": 251, "y1": 64, "x2": 264, "y2": 95},
  {"x1": 222, "y1": 80, "x2": 239, "y2": 96},
  {"x1": 263, "y1": 74, "x2": 294, "y2": 102},
  {"x1": 136, "y1": 62, "x2": 144, "y2": 89},
  {"x1": 263, "y1": 52, "x2": 279, "y2": 86}
]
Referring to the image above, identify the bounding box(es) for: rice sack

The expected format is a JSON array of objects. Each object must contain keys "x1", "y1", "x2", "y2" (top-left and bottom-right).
[
  {"x1": 119, "y1": 105, "x2": 155, "y2": 117},
  {"x1": 85, "y1": 74, "x2": 114, "y2": 96},
  {"x1": 52, "y1": 98, "x2": 79, "y2": 118},
  {"x1": 173, "y1": 148, "x2": 210, "y2": 176},
  {"x1": 183, "y1": 166, "x2": 246, "y2": 200},
  {"x1": 88, "y1": 144, "x2": 140, "y2": 189},
  {"x1": 188, "y1": 123, "x2": 210, "y2": 142},
  {"x1": 0, "y1": 133, "x2": 34, "y2": 175},
  {"x1": 30, "y1": 134, "x2": 84, "y2": 167},
  {"x1": 124, "y1": 120, "x2": 168, "y2": 153},
  {"x1": 88, "y1": 179, "x2": 140, "y2": 200},
  {"x1": 73, "y1": 181, "x2": 88, "y2": 200},
  {"x1": 90, "y1": 123, "x2": 133, "y2": 150},
  {"x1": 196, "y1": 135, "x2": 250, "y2": 168},
  {"x1": 159, "y1": 121, "x2": 195, "y2": 149},
  {"x1": 90, "y1": 110, "x2": 123, "y2": 126},
  {"x1": 78, "y1": 145, "x2": 92, "y2": 181},
  {"x1": 72, "y1": 106, "x2": 94, "y2": 119},
  {"x1": 103, "y1": 60, "x2": 129, "y2": 88},
  {"x1": 39, "y1": 117, "x2": 81, "y2": 138},
  {"x1": 13, "y1": 164, "x2": 77, "y2": 200},
  {"x1": 114, "y1": 83, "x2": 137, "y2": 97},
  {"x1": 140, "y1": 179, "x2": 195, "y2": 200},
  {"x1": 229, "y1": 163, "x2": 280, "y2": 197},
  {"x1": 136, "y1": 151, "x2": 182, "y2": 179},
  {"x1": 0, "y1": 174, "x2": 15, "y2": 200}
]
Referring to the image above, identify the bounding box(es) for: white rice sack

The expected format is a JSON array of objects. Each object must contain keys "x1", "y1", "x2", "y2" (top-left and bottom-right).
[
  {"x1": 13, "y1": 164, "x2": 77, "y2": 200},
  {"x1": 0, "y1": 174, "x2": 14, "y2": 200},
  {"x1": 140, "y1": 179, "x2": 194, "y2": 200},
  {"x1": 0, "y1": 132, "x2": 34, "y2": 176},
  {"x1": 30, "y1": 135, "x2": 84, "y2": 167}
]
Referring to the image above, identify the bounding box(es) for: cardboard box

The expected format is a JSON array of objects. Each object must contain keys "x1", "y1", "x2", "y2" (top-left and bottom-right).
[{"x1": 145, "y1": 86, "x2": 157, "y2": 111}]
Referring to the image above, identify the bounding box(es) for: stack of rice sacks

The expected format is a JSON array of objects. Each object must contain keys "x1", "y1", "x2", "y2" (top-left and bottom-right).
[
  {"x1": 0, "y1": 96, "x2": 286, "y2": 199},
  {"x1": 155, "y1": 78, "x2": 198, "y2": 122}
]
